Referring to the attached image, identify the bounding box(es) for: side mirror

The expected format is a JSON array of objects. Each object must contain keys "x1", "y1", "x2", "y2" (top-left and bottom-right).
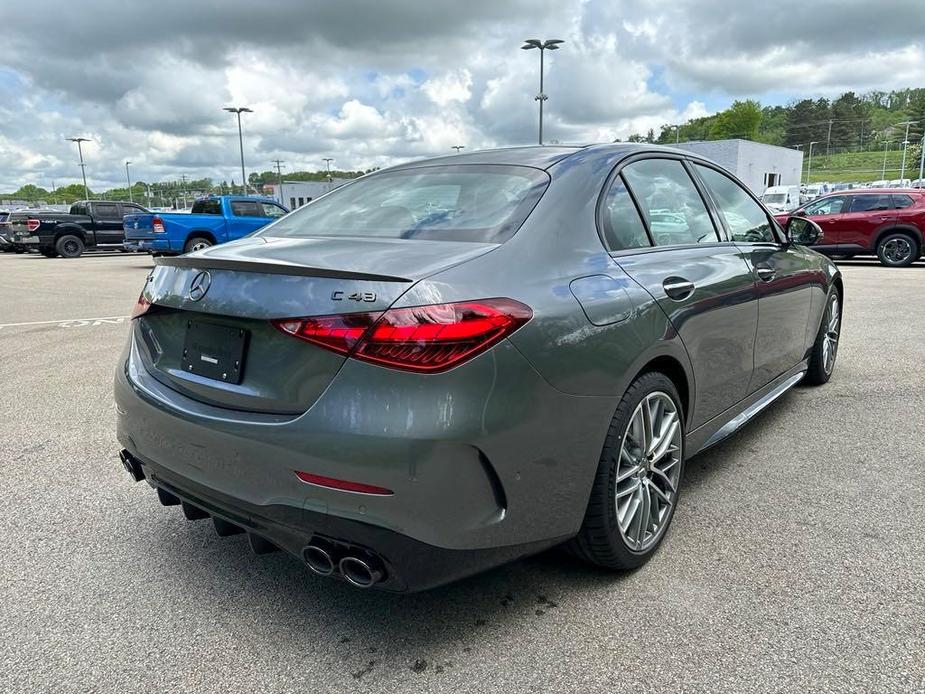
[{"x1": 786, "y1": 216, "x2": 823, "y2": 245}]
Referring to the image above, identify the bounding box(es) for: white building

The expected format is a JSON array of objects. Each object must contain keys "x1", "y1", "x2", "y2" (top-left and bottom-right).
[
  {"x1": 674, "y1": 139, "x2": 803, "y2": 194},
  {"x1": 262, "y1": 179, "x2": 351, "y2": 210}
]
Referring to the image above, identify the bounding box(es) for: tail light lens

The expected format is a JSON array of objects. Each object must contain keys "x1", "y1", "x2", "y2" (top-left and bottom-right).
[
  {"x1": 26, "y1": 218, "x2": 40, "y2": 232},
  {"x1": 152, "y1": 216, "x2": 165, "y2": 233},
  {"x1": 273, "y1": 298, "x2": 532, "y2": 373},
  {"x1": 131, "y1": 291, "x2": 152, "y2": 319}
]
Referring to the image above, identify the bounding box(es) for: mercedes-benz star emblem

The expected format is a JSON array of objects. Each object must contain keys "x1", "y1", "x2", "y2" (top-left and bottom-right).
[{"x1": 188, "y1": 271, "x2": 212, "y2": 302}]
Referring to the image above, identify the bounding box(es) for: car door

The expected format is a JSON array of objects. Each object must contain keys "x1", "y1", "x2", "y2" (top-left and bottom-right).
[
  {"x1": 837, "y1": 193, "x2": 895, "y2": 254},
  {"x1": 692, "y1": 163, "x2": 818, "y2": 392},
  {"x1": 611, "y1": 156, "x2": 759, "y2": 429},
  {"x1": 91, "y1": 202, "x2": 124, "y2": 244},
  {"x1": 229, "y1": 200, "x2": 275, "y2": 239},
  {"x1": 794, "y1": 195, "x2": 849, "y2": 254}
]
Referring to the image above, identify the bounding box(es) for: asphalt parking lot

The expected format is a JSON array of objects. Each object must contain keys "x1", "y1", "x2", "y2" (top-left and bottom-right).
[{"x1": 1, "y1": 251, "x2": 923, "y2": 693}]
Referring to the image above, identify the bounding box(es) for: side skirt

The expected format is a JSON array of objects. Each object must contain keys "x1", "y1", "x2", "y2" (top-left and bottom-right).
[{"x1": 687, "y1": 361, "x2": 808, "y2": 456}]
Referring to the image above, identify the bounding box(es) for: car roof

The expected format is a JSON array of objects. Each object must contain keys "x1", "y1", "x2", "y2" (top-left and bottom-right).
[{"x1": 819, "y1": 188, "x2": 922, "y2": 196}]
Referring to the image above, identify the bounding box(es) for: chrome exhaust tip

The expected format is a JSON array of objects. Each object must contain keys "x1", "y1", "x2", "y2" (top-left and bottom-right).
[
  {"x1": 338, "y1": 555, "x2": 383, "y2": 589},
  {"x1": 303, "y1": 545, "x2": 336, "y2": 576},
  {"x1": 119, "y1": 449, "x2": 145, "y2": 482}
]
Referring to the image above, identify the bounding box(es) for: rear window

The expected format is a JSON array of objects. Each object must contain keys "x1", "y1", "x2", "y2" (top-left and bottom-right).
[
  {"x1": 191, "y1": 199, "x2": 222, "y2": 215},
  {"x1": 892, "y1": 194, "x2": 916, "y2": 209},
  {"x1": 259, "y1": 165, "x2": 549, "y2": 243},
  {"x1": 848, "y1": 194, "x2": 892, "y2": 213}
]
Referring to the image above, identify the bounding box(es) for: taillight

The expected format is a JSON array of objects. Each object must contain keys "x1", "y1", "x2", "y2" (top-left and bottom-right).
[
  {"x1": 26, "y1": 218, "x2": 40, "y2": 232},
  {"x1": 152, "y1": 216, "x2": 165, "y2": 233},
  {"x1": 273, "y1": 298, "x2": 532, "y2": 373},
  {"x1": 131, "y1": 291, "x2": 151, "y2": 319}
]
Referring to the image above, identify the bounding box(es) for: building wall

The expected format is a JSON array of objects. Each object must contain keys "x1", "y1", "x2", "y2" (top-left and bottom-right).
[
  {"x1": 263, "y1": 179, "x2": 351, "y2": 209},
  {"x1": 675, "y1": 139, "x2": 803, "y2": 193}
]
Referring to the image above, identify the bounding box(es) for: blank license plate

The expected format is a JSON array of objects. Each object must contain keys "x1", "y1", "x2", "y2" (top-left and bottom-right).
[{"x1": 181, "y1": 320, "x2": 248, "y2": 384}]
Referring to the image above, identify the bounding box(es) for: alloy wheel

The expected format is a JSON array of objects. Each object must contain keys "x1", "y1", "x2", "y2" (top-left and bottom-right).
[
  {"x1": 822, "y1": 294, "x2": 840, "y2": 375},
  {"x1": 882, "y1": 237, "x2": 912, "y2": 265},
  {"x1": 191, "y1": 241, "x2": 211, "y2": 252},
  {"x1": 615, "y1": 391, "x2": 683, "y2": 552}
]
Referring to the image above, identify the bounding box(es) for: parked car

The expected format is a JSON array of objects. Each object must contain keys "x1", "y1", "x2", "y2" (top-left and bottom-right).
[
  {"x1": 0, "y1": 209, "x2": 16, "y2": 252},
  {"x1": 774, "y1": 188, "x2": 925, "y2": 266},
  {"x1": 8, "y1": 200, "x2": 150, "y2": 257},
  {"x1": 123, "y1": 195, "x2": 288, "y2": 255},
  {"x1": 804, "y1": 184, "x2": 828, "y2": 200},
  {"x1": 760, "y1": 185, "x2": 802, "y2": 213},
  {"x1": 888, "y1": 179, "x2": 912, "y2": 189},
  {"x1": 115, "y1": 144, "x2": 841, "y2": 592},
  {"x1": 912, "y1": 179, "x2": 925, "y2": 189}
]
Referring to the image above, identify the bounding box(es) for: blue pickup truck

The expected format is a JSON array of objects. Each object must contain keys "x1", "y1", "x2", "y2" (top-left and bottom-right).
[{"x1": 123, "y1": 195, "x2": 288, "y2": 255}]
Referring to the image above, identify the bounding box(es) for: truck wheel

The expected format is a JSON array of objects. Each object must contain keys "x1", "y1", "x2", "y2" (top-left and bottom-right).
[
  {"x1": 184, "y1": 237, "x2": 213, "y2": 254},
  {"x1": 55, "y1": 235, "x2": 85, "y2": 258},
  {"x1": 876, "y1": 232, "x2": 918, "y2": 267}
]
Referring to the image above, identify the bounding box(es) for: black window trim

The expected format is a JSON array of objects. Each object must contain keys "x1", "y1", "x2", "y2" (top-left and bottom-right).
[{"x1": 687, "y1": 159, "x2": 785, "y2": 246}]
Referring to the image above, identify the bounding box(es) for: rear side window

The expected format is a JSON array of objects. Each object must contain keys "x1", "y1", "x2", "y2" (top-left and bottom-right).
[
  {"x1": 230, "y1": 201, "x2": 264, "y2": 217},
  {"x1": 261, "y1": 165, "x2": 549, "y2": 243},
  {"x1": 848, "y1": 194, "x2": 892, "y2": 212},
  {"x1": 694, "y1": 164, "x2": 776, "y2": 243},
  {"x1": 622, "y1": 159, "x2": 718, "y2": 246},
  {"x1": 191, "y1": 199, "x2": 222, "y2": 215},
  {"x1": 600, "y1": 175, "x2": 650, "y2": 251},
  {"x1": 803, "y1": 196, "x2": 846, "y2": 216},
  {"x1": 892, "y1": 194, "x2": 915, "y2": 209}
]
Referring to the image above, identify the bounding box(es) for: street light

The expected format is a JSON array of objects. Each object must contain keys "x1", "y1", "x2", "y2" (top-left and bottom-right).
[
  {"x1": 223, "y1": 106, "x2": 253, "y2": 195},
  {"x1": 66, "y1": 137, "x2": 91, "y2": 200},
  {"x1": 521, "y1": 38, "x2": 564, "y2": 145},
  {"x1": 896, "y1": 120, "x2": 919, "y2": 180},
  {"x1": 323, "y1": 158, "x2": 334, "y2": 183},
  {"x1": 807, "y1": 141, "x2": 819, "y2": 184},
  {"x1": 919, "y1": 133, "x2": 925, "y2": 186},
  {"x1": 125, "y1": 161, "x2": 133, "y2": 203},
  {"x1": 451, "y1": 145, "x2": 465, "y2": 153}
]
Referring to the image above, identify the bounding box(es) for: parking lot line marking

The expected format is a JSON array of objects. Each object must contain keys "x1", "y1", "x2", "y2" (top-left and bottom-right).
[{"x1": 0, "y1": 315, "x2": 130, "y2": 330}]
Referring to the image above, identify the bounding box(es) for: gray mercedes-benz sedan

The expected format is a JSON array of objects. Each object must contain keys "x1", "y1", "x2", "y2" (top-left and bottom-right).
[{"x1": 115, "y1": 144, "x2": 842, "y2": 591}]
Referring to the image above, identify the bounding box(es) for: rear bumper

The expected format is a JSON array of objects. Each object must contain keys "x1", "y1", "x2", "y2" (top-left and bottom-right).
[
  {"x1": 119, "y1": 448, "x2": 563, "y2": 592},
  {"x1": 124, "y1": 235, "x2": 177, "y2": 253}
]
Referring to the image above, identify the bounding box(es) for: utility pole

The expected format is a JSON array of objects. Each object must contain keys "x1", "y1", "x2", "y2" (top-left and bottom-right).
[
  {"x1": 807, "y1": 141, "x2": 819, "y2": 184},
  {"x1": 919, "y1": 133, "x2": 925, "y2": 185},
  {"x1": 898, "y1": 121, "x2": 918, "y2": 180},
  {"x1": 51, "y1": 179, "x2": 57, "y2": 204},
  {"x1": 272, "y1": 159, "x2": 285, "y2": 205},
  {"x1": 521, "y1": 39, "x2": 564, "y2": 145},
  {"x1": 66, "y1": 137, "x2": 91, "y2": 200},
  {"x1": 180, "y1": 175, "x2": 188, "y2": 209},
  {"x1": 125, "y1": 161, "x2": 133, "y2": 203},
  {"x1": 323, "y1": 158, "x2": 334, "y2": 183},
  {"x1": 674, "y1": 125, "x2": 681, "y2": 144},
  {"x1": 882, "y1": 140, "x2": 890, "y2": 179},
  {"x1": 223, "y1": 106, "x2": 253, "y2": 195},
  {"x1": 826, "y1": 119, "x2": 833, "y2": 156}
]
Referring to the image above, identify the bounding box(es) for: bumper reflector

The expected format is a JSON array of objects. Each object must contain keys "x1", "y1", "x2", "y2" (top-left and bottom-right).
[{"x1": 295, "y1": 470, "x2": 393, "y2": 496}]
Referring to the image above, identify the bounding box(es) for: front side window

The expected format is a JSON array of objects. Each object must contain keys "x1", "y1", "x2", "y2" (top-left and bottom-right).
[
  {"x1": 848, "y1": 194, "x2": 892, "y2": 213},
  {"x1": 803, "y1": 196, "x2": 846, "y2": 216},
  {"x1": 622, "y1": 159, "x2": 718, "y2": 246},
  {"x1": 600, "y1": 175, "x2": 650, "y2": 251},
  {"x1": 695, "y1": 164, "x2": 776, "y2": 243},
  {"x1": 261, "y1": 202, "x2": 287, "y2": 218},
  {"x1": 261, "y1": 165, "x2": 549, "y2": 244}
]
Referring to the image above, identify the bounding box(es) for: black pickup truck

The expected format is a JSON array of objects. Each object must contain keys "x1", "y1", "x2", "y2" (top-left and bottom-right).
[{"x1": 9, "y1": 200, "x2": 150, "y2": 257}]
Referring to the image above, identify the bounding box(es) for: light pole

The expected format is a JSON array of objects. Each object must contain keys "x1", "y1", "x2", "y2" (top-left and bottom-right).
[
  {"x1": 918, "y1": 133, "x2": 925, "y2": 185},
  {"x1": 125, "y1": 161, "x2": 133, "y2": 203},
  {"x1": 66, "y1": 137, "x2": 91, "y2": 200},
  {"x1": 673, "y1": 125, "x2": 681, "y2": 144},
  {"x1": 897, "y1": 121, "x2": 918, "y2": 180},
  {"x1": 807, "y1": 141, "x2": 818, "y2": 184},
  {"x1": 521, "y1": 38, "x2": 564, "y2": 145},
  {"x1": 882, "y1": 140, "x2": 891, "y2": 179},
  {"x1": 223, "y1": 106, "x2": 253, "y2": 194},
  {"x1": 451, "y1": 145, "x2": 465, "y2": 153},
  {"x1": 323, "y1": 158, "x2": 334, "y2": 183}
]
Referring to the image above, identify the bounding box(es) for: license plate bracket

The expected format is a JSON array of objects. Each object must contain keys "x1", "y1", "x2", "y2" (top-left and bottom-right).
[{"x1": 181, "y1": 320, "x2": 248, "y2": 384}]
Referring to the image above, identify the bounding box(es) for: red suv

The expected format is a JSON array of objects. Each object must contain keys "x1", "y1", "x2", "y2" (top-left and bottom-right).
[{"x1": 775, "y1": 189, "x2": 925, "y2": 266}]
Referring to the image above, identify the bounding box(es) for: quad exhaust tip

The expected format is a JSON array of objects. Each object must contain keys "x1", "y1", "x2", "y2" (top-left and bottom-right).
[
  {"x1": 338, "y1": 555, "x2": 384, "y2": 589},
  {"x1": 304, "y1": 545, "x2": 336, "y2": 576},
  {"x1": 119, "y1": 450, "x2": 145, "y2": 482}
]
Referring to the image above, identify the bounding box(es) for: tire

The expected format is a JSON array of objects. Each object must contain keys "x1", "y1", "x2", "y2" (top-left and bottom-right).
[
  {"x1": 183, "y1": 236, "x2": 213, "y2": 254},
  {"x1": 804, "y1": 287, "x2": 841, "y2": 386},
  {"x1": 55, "y1": 234, "x2": 85, "y2": 258},
  {"x1": 568, "y1": 372, "x2": 685, "y2": 570},
  {"x1": 876, "y1": 232, "x2": 918, "y2": 267}
]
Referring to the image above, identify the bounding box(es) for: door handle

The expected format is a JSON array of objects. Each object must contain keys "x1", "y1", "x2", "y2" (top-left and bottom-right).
[
  {"x1": 756, "y1": 266, "x2": 776, "y2": 282},
  {"x1": 662, "y1": 277, "x2": 695, "y2": 300}
]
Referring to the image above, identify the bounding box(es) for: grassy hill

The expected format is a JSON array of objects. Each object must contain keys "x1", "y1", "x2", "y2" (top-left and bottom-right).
[{"x1": 803, "y1": 148, "x2": 924, "y2": 184}]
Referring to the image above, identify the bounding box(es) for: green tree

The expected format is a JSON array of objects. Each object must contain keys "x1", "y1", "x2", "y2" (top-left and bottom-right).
[{"x1": 709, "y1": 99, "x2": 762, "y2": 140}]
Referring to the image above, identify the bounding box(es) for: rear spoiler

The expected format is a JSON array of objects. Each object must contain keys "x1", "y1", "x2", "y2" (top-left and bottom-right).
[{"x1": 154, "y1": 255, "x2": 411, "y2": 283}]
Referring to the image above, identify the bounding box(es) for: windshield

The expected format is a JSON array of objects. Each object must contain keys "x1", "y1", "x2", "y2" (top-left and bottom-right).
[
  {"x1": 762, "y1": 194, "x2": 786, "y2": 204},
  {"x1": 260, "y1": 164, "x2": 549, "y2": 244}
]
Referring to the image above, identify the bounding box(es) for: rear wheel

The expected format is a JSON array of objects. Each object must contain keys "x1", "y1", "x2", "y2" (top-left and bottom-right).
[
  {"x1": 184, "y1": 236, "x2": 213, "y2": 254},
  {"x1": 569, "y1": 372, "x2": 685, "y2": 570},
  {"x1": 55, "y1": 235, "x2": 85, "y2": 258},
  {"x1": 876, "y1": 232, "x2": 918, "y2": 267},
  {"x1": 804, "y1": 288, "x2": 841, "y2": 385}
]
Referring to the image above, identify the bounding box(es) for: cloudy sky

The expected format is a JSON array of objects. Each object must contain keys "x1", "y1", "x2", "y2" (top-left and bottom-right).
[{"x1": 1, "y1": 0, "x2": 924, "y2": 191}]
